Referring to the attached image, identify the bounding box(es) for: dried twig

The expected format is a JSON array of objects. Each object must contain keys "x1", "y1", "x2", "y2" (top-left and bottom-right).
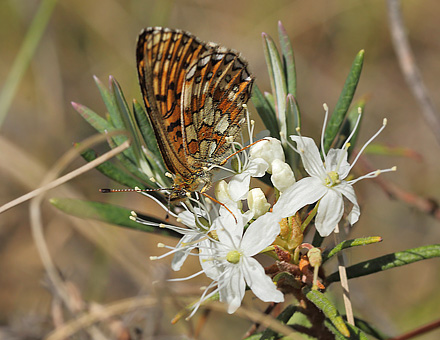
[{"x1": 387, "y1": 0, "x2": 440, "y2": 144}]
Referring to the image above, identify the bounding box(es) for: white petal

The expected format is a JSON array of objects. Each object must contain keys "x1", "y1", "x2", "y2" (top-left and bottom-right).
[
  {"x1": 246, "y1": 158, "x2": 269, "y2": 177},
  {"x1": 216, "y1": 206, "x2": 244, "y2": 248},
  {"x1": 199, "y1": 241, "x2": 223, "y2": 280},
  {"x1": 241, "y1": 212, "x2": 281, "y2": 256},
  {"x1": 177, "y1": 210, "x2": 196, "y2": 227},
  {"x1": 336, "y1": 181, "x2": 360, "y2": 225},
  {"x1": 325, "y1": 148, "x2": 350, "y2": 179},
  {"x1": 273, "y1": 177, "x2": 328, "y2": 218},
  {"x1": 315, "y1": 189, "x2": 344, "y2": 236},
  {"x1": 290, "y1": 135, "x2": 326, "y2": 178},
  {"x1": 242, "y1": 257, "x2": 284, "y2": 303},
  {"x1": 250, "y1": 137, "x2": 285, "y2": 173},
  {"x1": 171, "y1": 233, "x2": 198, "y2": 271},
  {"x1": 247, "y1": 188, "x2": 271, "y2": 219},
  {"x1": 228, "y1": 172, "x2": 251, "y2": 201},
  {"x1": 218, "y1": 265, "x2": 246, "y2": 314},
  {"x1": 271, "y1": 159, "x2": 295, "y2": 192}
]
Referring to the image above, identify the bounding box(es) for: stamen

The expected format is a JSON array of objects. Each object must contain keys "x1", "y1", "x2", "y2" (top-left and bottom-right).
[
  {"x1": 348, "y1": 166, "x2": 397, "y2": 185},
  {"x1": 349, "y1": 118, "x2": 388, "y2": 172},
  {"x1": 341, "y1": 112, "x2": 362, "y2": 151},
  {"x1": 320, "y1": 103, "x2": 329, "y2": 159}
]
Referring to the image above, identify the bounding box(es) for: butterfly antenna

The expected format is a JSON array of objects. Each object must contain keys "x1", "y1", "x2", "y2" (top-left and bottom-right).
[
  {"x1": 219, "y1": 138, "x2": 268, "y2": 166},
  {"x1": 201, "y1": 192, "x2": 237, "y2": 223}
]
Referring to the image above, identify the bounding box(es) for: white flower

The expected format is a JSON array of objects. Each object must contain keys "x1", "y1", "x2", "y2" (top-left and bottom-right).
[
  {"x1": 270, "y1": 159, "x2": 295, "y2": 192},
  {"x1": 228, "y1": 156, "x2": 268, "y2": 202},
  {"x1": 199, "y1": 207, "x2": 284, "y2": 314},
  {"x1": 249, "y1": 137, "x2": 285, "y2": 173},
  {"x1": 273, "y1": 110, "x2": 394, "y2": 237}
]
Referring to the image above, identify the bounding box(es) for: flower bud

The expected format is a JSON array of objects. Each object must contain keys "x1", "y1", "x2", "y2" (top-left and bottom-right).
[
  {"x1": 247, "y1": 188, "x2": 270, "y2": 219},
  {"x1": 271, "y1": 159, "x2": 295, "y2": 192},
  {"x1": 249, "y1": 137, "x2": 285, "y2": 173},
  {"x1": 215, "y1": 180, "x2": 232, "y2": 203}
]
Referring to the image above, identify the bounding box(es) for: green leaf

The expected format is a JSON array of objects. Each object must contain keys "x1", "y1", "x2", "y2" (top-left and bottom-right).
[
  {"x1": 262, "y1": 33, "x2": 288, "y2": 139},
  {"x1": 252, "y1": 85, "x2": 280, "y2": 139},
  {"x1": 278, "y1": 21, "x2": 297, "y2": 97},
  {"x1": 352, "y1": 317, "x2": 389, "y2": 340},
  {"x1": 324, "y1": 320, "x2": 369, "y2": 340},
  {"x1": 260, "y1": 305, "x2": 297, "y2": 340},
  {"x1": 326, "y1": 244, "x2": 440, "y2": 284},
  {"x1": 285, "y1": 94, "x2": 301, "y2": 167},
  {"x1": 324, "y1": 50, "x2": 365, "y2": 153},
  {"x1": 322, "y1": 236, "x2": 383, "y2": 263},
  {"x1": 72, "y1": 102, "x2": 115, "y2": 133},
  {"x1": 79, "y1": 146, "x2": 160, "y2": 194},
  {"x1": 132, "y1": 99, "x2": 164, "y2": 164},
  {"x1": 50, "y1": 197, "x2": 180, "y2": 238},
  {"x1": 94, "y1": 75, "x2": 125, "y2": 130},
  {"x1": 305, "y1": 289, "x2": 349, "y2": 337}
]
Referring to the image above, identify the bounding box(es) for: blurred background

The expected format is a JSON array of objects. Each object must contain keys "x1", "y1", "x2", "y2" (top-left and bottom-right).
[{"x1": 0, "y1": 0, "x2": 439, "y2": 339}]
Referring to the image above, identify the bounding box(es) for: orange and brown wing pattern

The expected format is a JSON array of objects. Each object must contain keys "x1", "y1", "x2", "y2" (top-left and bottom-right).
[
  {"x1": 181, "y1": 47, "x2": 254, "y2": 166},
  {"x1": 136, "y1": 27, "x2": 215, "y2": 176},
  {"x1": 136, "y1": 27, "x2": 254, "y2": 198}
]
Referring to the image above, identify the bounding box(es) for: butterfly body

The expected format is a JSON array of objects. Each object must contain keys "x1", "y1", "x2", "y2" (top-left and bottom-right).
[{"x1": 136, "y1": 27, "x2": 254, "y2": 201}]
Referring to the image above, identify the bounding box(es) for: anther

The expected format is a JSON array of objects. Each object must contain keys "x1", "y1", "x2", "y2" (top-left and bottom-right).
[
  {"x1": 323, "y1": 103, "x2": 329, "y2": 111},
  {"x1": 159, "y1": 223, "x2": 166, "y2": 228},
  {"x1": 165, "y1": 172, "x2": 173, "y2": 178},
  {"x1": 383, "y1": 118, "x2": 387, "y2": 126},
  {"x1": 157, "y1": 243, "x2": 165, "y2": 248},
  {"x1": 150, "y1": 256, "x2": 158, "y2": 260}
]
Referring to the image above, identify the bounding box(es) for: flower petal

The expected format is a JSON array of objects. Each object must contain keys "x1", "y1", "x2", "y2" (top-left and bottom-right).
[
  {"x1": 290, "y1": 135, "x2": 326, "y2": 178},
  {"x1": 325, "y1": 148, "x2": 350, "y2": 179},
  {"x1": 241, "y1": 211, "x2": 281, "y2": 256},
  {"x1": 315, "y1": 189, "x2": 344, "y2": 236},
  {"x1": 216, "y1": 206, "x2": 244, "y2": 248},
  {"x1": 218, "y1": 265, "x2": 246, "y2": 314},
  {"x1": 242, "y1": 257, "x2": 284, "y2": 303},
  {"x1": 336, "y1": 181, "x2": 360, "y2": 225},
  {"x1": 273, "y1": 177, "x2": 328, "y2": 218},
  {"x1": 228, "y1": 172, "x2": 251, "y2": 201}
]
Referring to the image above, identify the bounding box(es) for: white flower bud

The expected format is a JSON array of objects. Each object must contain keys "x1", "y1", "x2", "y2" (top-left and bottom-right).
[
  {"x1": 247, "y1": 188, "x2": 271, "y2": 219},
  {"x1": 215, "y1": 180, "x2": 232, "y2": 203},
  {"x1": 271, "y1": 159, "x2": 295, "y2": 192},
  {"x1": 249, "y1": 137, "x2": 285, "y2": 173}
]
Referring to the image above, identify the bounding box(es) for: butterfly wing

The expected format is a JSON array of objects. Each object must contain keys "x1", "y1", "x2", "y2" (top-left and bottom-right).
[
  {"x1": 136, "y1": 27, "x2": 215, "y2": 177},
  {"x1": 181, "y1": 47, "x2": 254, "y2": 166}
]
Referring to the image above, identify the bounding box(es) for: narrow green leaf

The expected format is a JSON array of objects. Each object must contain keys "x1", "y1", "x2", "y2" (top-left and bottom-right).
[
  {"x1": 324, "y1": 319, "x2": 369, "y2": 340},
  {"x1": 305, "y1": 289, "x2": 350, "y2": 337},
  {"x1": 322, "y1": 236, "x2": 383, "y2": 263},
  {"x1": 251, "y1": 85, "x2": 280, "y2": 139},
  {"x1": 111, "y1": 77, "x2": 147, "y2": 168},
  {"x1": 264, "y1": 91, "x2": 276, "y2": 112},
  {"x1": 94, "y1": 75, "x2": 125, "y2": 130},
  {"x1": 260, "y1": 305, "x2": 297, "y2": 340},
  {"x1": 278, "y1": 21, "x2": 297, "y2": 97},
  {"x1": 324, "y1": 50, "x2": 365, "y2": 152},
  {"x1": 50, "y1": 198, "x2": 180, "y2": 238},
  {"x1": 263, "y1": 33, "x2": 288, "y2": 139},
  {"x1": 262, "y1": 33, "x2": 276, "y2": 101},
  {"x1": 132, "y1": 99, "x2": 164, "y2": 163},
  {"x1": 72, "y1": 102, "x2": 115, "y2": 133},
  {"x1": 285, "y1": 94, "x2": 301, "y2": 167},
  {"x1": 79, "y1": 146, "x2": 160, "y2": 193},
  {"x1": 326, "y1": 244, "x2": 440, "y2": 284},
  {"x1": 352, "y1": 317, "x2": 389, "y2": 340}
]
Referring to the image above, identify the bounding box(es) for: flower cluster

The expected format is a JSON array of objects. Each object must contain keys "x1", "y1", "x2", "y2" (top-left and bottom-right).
[{"x1": 132, "y1": 106, "x2": 395, "y2": 318}]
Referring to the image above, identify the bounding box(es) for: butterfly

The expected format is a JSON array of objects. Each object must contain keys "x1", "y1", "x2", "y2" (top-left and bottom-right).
[{"x1": 136, "y1": 27, "x2": 254, "y2": 201}]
